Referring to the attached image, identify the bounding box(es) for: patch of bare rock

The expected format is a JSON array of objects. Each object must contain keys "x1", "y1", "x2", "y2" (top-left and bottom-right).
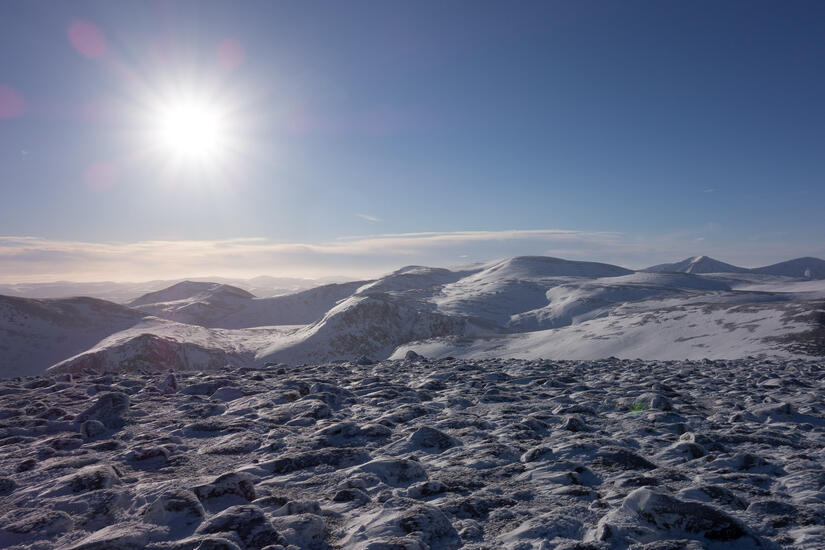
[{"x1": 0, "y1": 357, "x2": 824, "y2": 549}]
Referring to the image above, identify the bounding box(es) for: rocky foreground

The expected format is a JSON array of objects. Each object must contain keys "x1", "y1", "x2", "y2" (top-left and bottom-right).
[{"x1": 0, "y1": 357, "x2": 824, "y2": 549}]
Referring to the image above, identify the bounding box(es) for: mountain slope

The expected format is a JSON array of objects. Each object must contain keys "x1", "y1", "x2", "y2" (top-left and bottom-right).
[
  {"x1": 433, "y1": 257, "x2": 635, "y2": 328},
  {"x1": 0, "y1": 295, "x2": 147, "y2": 377},
  {"x1": 132, "y1": 280, "x2": 368, "y2": 329},
  {"x1": 644, "y1": 256, "x2": 749, "y2": 274},
  {"x1": 393, "y1": 299, "x2": 824, "y2": 361},
  {"x1": 256, "y1": 292, "x2": 466, "y2": 364},
  {"x1": 752, "y1": 257, "x2": 825, "y2": 279},
  {"x1": 4, "y1": 255, "x2": 825, "y2": 377},
  {"x1": 45, "y1": 319, "x2": 294, "y2": 375},
  {"x1": 509, "y1": 272, "x2": 734, "y2": 331}
]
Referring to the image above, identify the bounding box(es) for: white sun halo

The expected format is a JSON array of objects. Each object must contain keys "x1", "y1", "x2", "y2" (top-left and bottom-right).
[{"x1": 156, "y1": 98, "x2": 226, "y2": 161}]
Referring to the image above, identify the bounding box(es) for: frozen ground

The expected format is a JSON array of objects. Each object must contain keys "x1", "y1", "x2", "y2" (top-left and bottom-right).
[{"x1": 1, "y1": 357, "x2": 824, "y2": 549}]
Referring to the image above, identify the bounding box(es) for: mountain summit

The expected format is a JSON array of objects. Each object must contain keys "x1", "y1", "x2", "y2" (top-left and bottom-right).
[
  {"x1": 643, "y1": 256, "x2": 749, "y2": 274},
  {"x1": 129, "y1": 281, "x2": 254, "y2": 307}
]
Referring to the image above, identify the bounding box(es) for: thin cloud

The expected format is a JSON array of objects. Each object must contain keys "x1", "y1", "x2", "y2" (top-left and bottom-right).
[
  {"x1": 356, "y1": 213, "x2": 382, "y2": 223},
  {"x1": 0, "y1": 230, "x2": 820, "y2": 283}
]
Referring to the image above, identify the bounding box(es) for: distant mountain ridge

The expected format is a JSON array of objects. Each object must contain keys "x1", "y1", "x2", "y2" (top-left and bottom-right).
[
  {"x1": 128, "y1": 281, "x2": 255, "y2": 307},
  {"x1": 754, "y1": 257, "x2": 825, "y2": 279},
  {"x1": 0, "y1": 275, "x2": 350, "y2": 303},
  {"x1": 644, "y1": 255, "x2": 825, "y2": 279},
  {"x1": 3, "y1": 254, "x2": 824, "y2": 377},
  {"x1": 644, "y1": 256, "x2": 750, "y2": 274}
]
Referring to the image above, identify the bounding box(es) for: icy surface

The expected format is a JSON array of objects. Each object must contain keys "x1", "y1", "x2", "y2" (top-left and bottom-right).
[{"x1": 0, "y1": 357, "x2": 824, "y2": 549}]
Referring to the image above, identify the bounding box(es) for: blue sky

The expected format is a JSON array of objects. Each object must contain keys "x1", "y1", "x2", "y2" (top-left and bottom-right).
[{"x1": 1, "y1": 1, "x2": 824, "y2": 281}]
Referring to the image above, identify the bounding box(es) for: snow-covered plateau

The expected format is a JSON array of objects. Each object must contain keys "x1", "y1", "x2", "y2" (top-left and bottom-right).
[{"x1": 0, "y1": 357, "x2": 824, "y2": 549}]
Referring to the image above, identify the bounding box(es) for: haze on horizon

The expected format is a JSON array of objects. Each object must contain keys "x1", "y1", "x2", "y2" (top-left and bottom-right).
[{"x1": 1, "y1": 1, "x2": 824, "y2": 283}]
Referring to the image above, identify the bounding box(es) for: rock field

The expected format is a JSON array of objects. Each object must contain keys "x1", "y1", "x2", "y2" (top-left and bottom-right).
[{"x1": 1, "y1": 356, "x2": 824, "y2": 549}]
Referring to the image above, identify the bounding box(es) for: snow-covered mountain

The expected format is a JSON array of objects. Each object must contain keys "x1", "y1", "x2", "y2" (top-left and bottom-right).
[
  {"x1": 751, "y1": 256, "x2": 825, "y2": 279},
  {"x1": 644, "y1": 255, "x2": 750, "y2": 274},
  {"x1": 645, "y1": 255, "x2": 825, "y2": 279},
  {"x1": 130, "y1": 281, "x2": 368, "y2": 329},
  {"x1": 2, "y1": 255, "x2": 824, "y2": 377},
  {"x1": 0, "y1": 295, "x2": 147, "y2": 377},
  {"x1": 46, "y1": 318, "x2": 293, "y2": 375},
  {"x1": 129, "y1": 281, "x2": 255, "y2": 307},
  {"x1": 0, "y1": 275, "x2": 345, "y2": 303}
]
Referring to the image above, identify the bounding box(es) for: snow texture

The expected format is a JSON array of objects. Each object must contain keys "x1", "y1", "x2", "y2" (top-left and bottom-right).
[
  {"x1": 1, "y1": 357, "x2": 824, "y2": 549},
  {"x1": 3, "y1": 256, "x2": 823, "y2": 378}
]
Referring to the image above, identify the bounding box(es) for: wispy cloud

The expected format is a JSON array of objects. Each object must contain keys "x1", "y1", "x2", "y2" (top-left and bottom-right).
[
  {"x1": 356, "y1": 213, "x2": 382, "y2": 223},
  {"x1": 0, "y1": 229, "x2": 820, "y2": 283}
]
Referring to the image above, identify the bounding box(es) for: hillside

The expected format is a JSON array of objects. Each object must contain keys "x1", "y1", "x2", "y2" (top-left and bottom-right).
[
  {"x1": 643, "y1": 255, "x2": 750, "y2": 274},
  {"x1": 3, "y1": 255, "x2": 825, "y2": 377},
  {"x1": 752, "y1": 256, "x2": 825, "y2": 279},
  {"x1": 0, "y1": 295, "x2": 147, "y2": 377},
  {"x1": 645, "y1": 255, "x2": 825, "y2": 279},
  {"x1": 131, "y1": 281, "x2": 368, "y2": 329}
]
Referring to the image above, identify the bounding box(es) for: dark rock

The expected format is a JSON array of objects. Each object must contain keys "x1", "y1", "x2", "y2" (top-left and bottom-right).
[
  {"x1": 194, "y1": 538, "x2": 242, "y2": 550},
  {"x1": 358, "y1": 458, "x2": 428, "y2": 486},
  {"x1": 16, "y1": 458, "x2": 37, "y2": 473},
  {"x1": 520, "y1": 445, "x2": 555, "y2": 463},
  {"x1": 634, "y1": 392, "x2": 673, "y2": 411},
  {"x1": 263, "y1": 448, "x2": 371, "y2": 475},
  {"x1": 195, "y1": 505, "x2": 283, "y2": 549},
  {"x1": 398, "y1": 504, "x2": 460, "y2": 548},
  {"x1": 601, "y1": 488, "x2": 758, "y2": 543},
  {"x1": 333, "y1": 488, "x2": 371, "y2": 504},
  {"x1": 38, "y1": 407, "x2": 68, "y2": 420},
  {"x1": 563, "y1": 415, "x2": 591, "y2": 432},
  {"x1": 0, "y1": 477, "x2": 17, "y2": 495},
  {"x1": 407, "y1": 480, "x2": 448, "y2": 499},
  {"x1": 66, "y1": 464, "x2": 122, "y2": 493},
  {"x1": 747, "y1": 499, "x2": 797, "y2": 517},
  {"x1": 157, "y1": 374, "x2": 178, "y2": 394},
  {"x1": 49, "y1": 435, "x2": 83, "y2": 451},
  {"x1": 679, "y1": 485, "x2": 748, "y2": 510},
  {"x1": 1, "y1": 508, "x2": 73, "y2": 536},
  {"x1": 80, "y1": 419, "x2": 107, "y2": 440},
  {"x1": 73, "y1": 392, "x2": 130, "y2": 429},
  {"x1": 145, "y1": 489, "x2": 205, "y2": 528},
  {"x1": 593, "y1": 447, "x2": 656, "y2": 471},
  {"x1": 442, "y1": 493, "x2": 517, "y2": 519},
  {"x1": 127, "y1": 445, "x2": 170, "y2": 463},
  {"x1": 408, "y1": 426, "x2": 460, "y2": 451},
  {"x1": 194, "y1": 472, "x2": 257, "y2": 502}
]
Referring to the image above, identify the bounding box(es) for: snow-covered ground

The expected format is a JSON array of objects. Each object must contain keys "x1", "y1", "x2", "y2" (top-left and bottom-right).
[
  {"x1": 1, "y1": 357, "x2": 823, "y2": 549},
  {"x1": 1, "y1": 255, "x2": 824, "y2": 377}
]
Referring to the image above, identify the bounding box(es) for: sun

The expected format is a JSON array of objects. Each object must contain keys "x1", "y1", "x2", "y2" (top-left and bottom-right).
[{"x1": 154, "y1": 98, "x2": 227, "y2": 162}]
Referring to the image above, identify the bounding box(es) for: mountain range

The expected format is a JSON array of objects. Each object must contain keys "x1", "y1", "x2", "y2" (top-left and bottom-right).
[
  {"x1": 644, "y1": 255, "x2": 825, "y2": 278},
  {"x1": 1, "y1": 255, "x2": 824, "y2": 377}
]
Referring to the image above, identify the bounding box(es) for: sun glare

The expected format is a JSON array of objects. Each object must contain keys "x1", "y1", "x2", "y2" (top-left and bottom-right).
[{"x1": 154, "y1": 98, "x2": 227, "y2": 162}]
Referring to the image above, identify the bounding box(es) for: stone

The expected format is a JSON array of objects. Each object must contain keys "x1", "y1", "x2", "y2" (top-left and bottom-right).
[
  {"x1": 196, "y1": 505, "x2": 283, "y2": 549},
  {"x1": 73, "y1": 392, "x2": 130, "y2": 429}
]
